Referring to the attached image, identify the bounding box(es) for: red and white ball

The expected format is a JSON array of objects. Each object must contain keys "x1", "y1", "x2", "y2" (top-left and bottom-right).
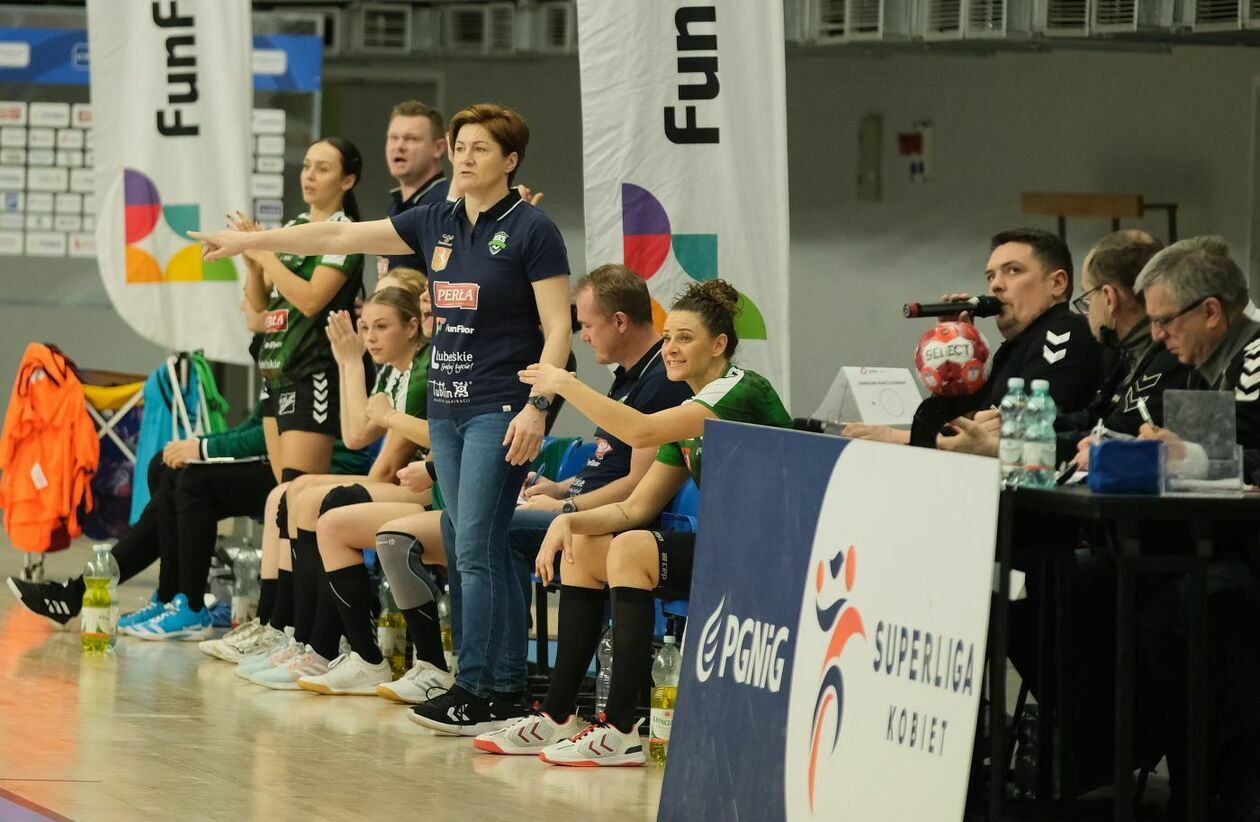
[{"x1": 914, "y1": 322, "x2": 991, "y2": 397}]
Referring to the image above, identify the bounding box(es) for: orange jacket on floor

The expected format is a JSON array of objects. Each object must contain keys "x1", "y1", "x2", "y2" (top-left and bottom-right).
[{"x1": 0, "y1": 343, "x2": 99, "y2": 553}]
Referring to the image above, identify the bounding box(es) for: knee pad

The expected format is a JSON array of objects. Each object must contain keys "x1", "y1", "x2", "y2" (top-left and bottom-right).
[
  {"x1": 318, "y1": 483, "x2": 372, "y2": 517},
  {"x1": 280, "y1": 467, "x2": 306, "y2": 484},
  {"x1": 375, "y1": 531, "x2": 440, "y2": 609}
]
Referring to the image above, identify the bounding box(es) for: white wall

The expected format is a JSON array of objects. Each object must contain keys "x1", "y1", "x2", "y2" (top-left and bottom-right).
[{"x1": 2, "y1": 45, "x2": 1256, "y2": 431}]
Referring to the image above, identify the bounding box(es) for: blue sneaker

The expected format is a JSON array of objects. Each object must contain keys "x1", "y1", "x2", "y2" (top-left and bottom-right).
[
  {"x1": 118, "y1": 591, "x2": 166, "y2": 631},
  {"x1": 130, "y1": 594, "x2": 213, "y2": 641}
]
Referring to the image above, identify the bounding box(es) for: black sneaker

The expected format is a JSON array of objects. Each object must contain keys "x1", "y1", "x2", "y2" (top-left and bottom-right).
[
  {"x1": 407, "y1": 684, "x2": 519, "y2": 736},
  {"x1": 7, "y1": 576, "x2": 82, "y2": 626}
]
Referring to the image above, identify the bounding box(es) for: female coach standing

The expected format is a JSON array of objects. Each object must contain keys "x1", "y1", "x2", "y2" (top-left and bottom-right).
[
  {"x1": 237, "y1": 136, "x2": 366, "y2": 484},
  {"x1": 193, "y1": 104, "x2": 572, "y2": 733}
]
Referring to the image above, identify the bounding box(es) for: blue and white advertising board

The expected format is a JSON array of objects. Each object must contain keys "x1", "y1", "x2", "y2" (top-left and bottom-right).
[{"x1": 661, "y1": 422, "x2": 999, "y2": 821}]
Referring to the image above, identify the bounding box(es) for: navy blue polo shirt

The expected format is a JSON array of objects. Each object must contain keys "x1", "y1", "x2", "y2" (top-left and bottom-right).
[
  {"x1": 382, "y1": 173, "x2": 450, "y2": 274},
  {"x1": 389, "y1": 189, "x2": 570, "y2": 418},
  {"x1": 568, "y1": 340, "x2": 693, "y2": 498}
]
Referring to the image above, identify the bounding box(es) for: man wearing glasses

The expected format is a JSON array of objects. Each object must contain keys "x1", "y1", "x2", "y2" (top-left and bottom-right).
[
  {"x1": 1060, "y1": 230, "x2": 1194, "y2": 468},
  {"x1": 1131, "y1": 235, "x2": 1260, "y2": 821},
  {"x1": 1134, "y1": 235, "x2": 1260, "y2": 454}
]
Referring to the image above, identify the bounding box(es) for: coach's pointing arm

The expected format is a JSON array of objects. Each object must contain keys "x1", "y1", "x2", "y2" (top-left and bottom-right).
[{"x1": 192, "y1": 218, "x2": 414, "y2": 261}]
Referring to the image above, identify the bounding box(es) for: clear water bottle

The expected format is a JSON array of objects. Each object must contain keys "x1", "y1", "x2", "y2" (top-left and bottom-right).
[
  {"x1": 998, "y1": 378, "x2": 1028, "y2": 488},
  {"x1": 81, "y1": 543, "x2": 120, "y2": 654},
  {"x1": 650, "y1": 636, "x2": 682, "y2": 765},
  {"x1": 437, "y1": 586, "x2": 453, "y2": 670},
  {"x1": 231, "y1": 542, "x2": 261, "y2": 628},
  {"x1": 377, "y1": 578, "x2": 407, "y2": 678},
  {"x1": 1021, "y1": 379, "x2": 1058, "y2": 488},
  {"x1": 595, "y1": 630, "x2": 613, "y2": 716}
]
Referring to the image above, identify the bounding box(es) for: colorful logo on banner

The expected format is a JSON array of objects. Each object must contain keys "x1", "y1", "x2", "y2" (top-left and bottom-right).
[
  {"x1": 123, "y1": 168, "x2": 236, "y2": 284},
  {"x1": 621, "y1": 183, "x2": 767, "y2": 339},
  {"x1": 805, "y1": 545, "x2": 866, "y2": 812}
]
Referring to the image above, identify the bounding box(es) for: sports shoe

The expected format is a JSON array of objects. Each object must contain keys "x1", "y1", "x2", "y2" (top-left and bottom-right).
[
  {"x1": 7, "y1": 576, "x2": 80, "y2": 626},
  {"x1": 474, "y1": 707, "x2": 584, "y2": 755},
  {"x1": 118, "y1": 591, "x2": 166, "y2": 632},
  {"x1": 220, "y1": 623, "x2": 288, "y2": 662},
  {"x1": 250, "y1": 645, "x2": 331, "y2": 691},
  {"x1": 377, "y1": 659, "x2": 455, "y2": 704},
  {"x1": 298, "y1": 652, "x2": 393, "y2": 695},
  {"x1": 236, "y1": 636, "x2": 299, "y2": 680},
  {"x1": 539, "y1": 716, "x2": 646, "y2": 767},
  {"x1": 407, "y1": 684, "x2": 524, "y2": 736},
  {"x1": 129, "y1": 594, "x2": 214, "y2": 641},
  {"x1": 199, "y1": 618, "x2": 264, "y2": 661}
]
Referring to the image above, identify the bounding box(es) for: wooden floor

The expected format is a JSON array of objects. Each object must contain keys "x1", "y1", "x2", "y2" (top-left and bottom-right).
[{"x1": 0, "y1": 542, "x2": 662, "y2": 822}]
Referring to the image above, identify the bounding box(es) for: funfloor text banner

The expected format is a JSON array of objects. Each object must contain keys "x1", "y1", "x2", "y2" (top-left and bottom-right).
[
  {"x1": 577, "y1": 0, "x2": 791, "y2": 401},
  {"x1": 659, "y1": 422, "x2": 999, "y2": 821},
  {"x1": 87, "y1": 0, "x2": 252, "y2": 365}
]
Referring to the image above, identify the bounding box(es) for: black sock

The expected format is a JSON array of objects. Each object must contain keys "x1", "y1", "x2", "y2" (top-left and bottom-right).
[
  {"x1": 308, "y1": 560, "x2": 345, "y2": 661},
  {"x1": 291, "y1": 530, "x2": 320, "y2": 643},
  {"x1": 401, "y1": 602, "x2": 447, "y2": 672},
  {"x1": 603, "y1": 587, "x2": 655, "y2": 733},
  {"x1": 541, "y1": 585, "x2": 607, "y2": 720},
  {"x1": 270, "y1": 569, "x2": 294, "y2": 630},
  {"x1": 257, "y1": 578, "x2": 277, "y2": 625},
  {"x1": 326, "y1": 565, "x2": 383, "y2": 665}
]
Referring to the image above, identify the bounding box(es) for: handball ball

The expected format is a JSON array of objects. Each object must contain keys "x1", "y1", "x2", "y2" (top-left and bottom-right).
[{"x1": 914, "y1": 322, "x2": 991, "y2": 397}]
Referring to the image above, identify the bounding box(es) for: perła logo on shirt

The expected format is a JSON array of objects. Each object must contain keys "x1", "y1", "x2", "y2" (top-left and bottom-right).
[{"x1": 434, "y1": 281, "x2": 480, "y2": 309}]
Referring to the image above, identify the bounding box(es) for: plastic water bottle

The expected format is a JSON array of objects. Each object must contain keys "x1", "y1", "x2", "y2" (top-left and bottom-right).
[
  {"x1": 231, "y1": 542, "x2": 261, "y2": 628},
  {"x1": 1021, "y1": 380, "x2": 1058, "y2": 488},
  {"x1": 436, "y1": 585, "x2": 455, "y2": 671},
  {"x1": 81, "y1": 543, "x2": 120, "y2": 654},
  {"x1": 998, "y1": 378, "x2": 1028, "y2": 488},
  {"x1": 377, "y1": 578, "x2": 407, "y2": 678},
  {"x1": 595, "y1": 630, "x2": 613, "y2": 716},
  {"x1": 650, "y1": 636, "x2": 682, "y2": 765}
]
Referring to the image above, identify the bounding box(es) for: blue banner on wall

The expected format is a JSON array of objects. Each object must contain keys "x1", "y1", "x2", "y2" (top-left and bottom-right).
[
  {"x1": 659, "y1": 421, "x2": 999, "y2": 821},
  {"x1": 0, "y1": 27, "x2": 320, "y2": 92}
]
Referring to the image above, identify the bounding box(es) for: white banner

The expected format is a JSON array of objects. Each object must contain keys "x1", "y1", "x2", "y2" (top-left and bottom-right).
[
  {"x1": 577, "y1": 0, "x2": 791, "y2": 401},
  {"x1": 88, "y1": 0, "x2": 253, "y2": 365}
]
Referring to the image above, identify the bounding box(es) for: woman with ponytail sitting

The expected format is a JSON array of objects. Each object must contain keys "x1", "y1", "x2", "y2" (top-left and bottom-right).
[{"x1": 474, "y1": 280, "x2": 792, "y2": 766}]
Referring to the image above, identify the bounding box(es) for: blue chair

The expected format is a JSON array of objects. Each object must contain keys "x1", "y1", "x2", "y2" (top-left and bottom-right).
[{"x1": 557, "y1": 441, "x2": 596, "y2": 481}]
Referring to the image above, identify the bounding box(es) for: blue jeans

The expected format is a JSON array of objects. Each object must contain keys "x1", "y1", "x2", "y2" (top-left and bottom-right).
[
  {"x1": 507, "y1": 507, "x2": 561, "y2": 675},
  {"x1": 429, "y1": 412, "x2": 530, "y2": 697}
]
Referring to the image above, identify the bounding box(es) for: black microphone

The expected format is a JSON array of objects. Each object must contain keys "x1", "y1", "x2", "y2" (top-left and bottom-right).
[{"x1": 902, "y1": 295, "x2": 1002, "y2": 319}]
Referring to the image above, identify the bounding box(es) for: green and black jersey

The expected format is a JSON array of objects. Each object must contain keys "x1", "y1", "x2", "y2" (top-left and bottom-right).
[
  {"x1": 372, "y1": 343, "x2": 431, "y2": 420},
  {"x1": 655, "y1": 364, "x2": 792, "y2": 486},
  {"x1": 257, "y1": 211, "x2": 364, "y2": 388},
  {"x1": 373, "y1": 343, "x2": 431, "y2": 460}
]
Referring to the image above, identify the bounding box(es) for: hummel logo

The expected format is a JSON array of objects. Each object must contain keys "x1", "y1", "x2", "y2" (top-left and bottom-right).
[
  {"x1": 1043, "y1": 330, "x2": 1070, "y2": 365},
  {"x1": 1238, "y1": 387, "x2": 1260, "y2": 402},
  {"x1": 446, "y1": 706, "x2": 470, "y2": 723}
]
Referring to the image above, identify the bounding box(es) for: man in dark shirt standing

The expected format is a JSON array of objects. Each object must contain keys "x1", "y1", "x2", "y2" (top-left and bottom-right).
[{"x1": 380, "y1": 100, "x2": 450, "y2": 276}]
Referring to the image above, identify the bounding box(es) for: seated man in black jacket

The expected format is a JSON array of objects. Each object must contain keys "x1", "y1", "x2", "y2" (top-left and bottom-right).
[{"x1": 848, "y1": 227, "x2": 1103, "y2": 449}]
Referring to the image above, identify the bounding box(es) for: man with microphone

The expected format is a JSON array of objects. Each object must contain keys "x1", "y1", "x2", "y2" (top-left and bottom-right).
[{"x1": 847, "y1": 228, "x2": 1102, "y2": 449}]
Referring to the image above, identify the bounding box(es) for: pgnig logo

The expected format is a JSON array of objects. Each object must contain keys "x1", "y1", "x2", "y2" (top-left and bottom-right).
[
  {"x1": 124, "y1": 168, "x2": 236, "y2": 284},
  {"x1": 695, "y1": 595, "x2": 790, "y2": 693},
  {"x1": 802, "y1": 545, "x2": 866, "y2": 813},
  {"x1": 620, "y1": 182, "x2": 767, "y2": 340}
]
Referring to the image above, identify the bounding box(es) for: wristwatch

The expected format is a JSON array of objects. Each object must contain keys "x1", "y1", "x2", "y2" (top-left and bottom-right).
[
  {"x1": 527, "y1": 395, "x2": 551, "y2": 413},
  {"x1": 561, "y1": 499, "x2": 577, "y2": 514}
]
